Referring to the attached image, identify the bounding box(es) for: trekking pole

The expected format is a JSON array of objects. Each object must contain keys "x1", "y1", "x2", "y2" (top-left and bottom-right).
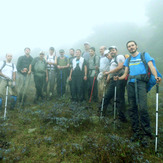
[
  {"x1": 155, "y1": 83, "x2": 159, "y2": 153},
  {"x1": 61, "y1": 70, "x2": 62, "y2": 96},
  {"x1": 114, "y1": 81, "x2": 117, "y2": 128},
  {"x1": 4, "y1": 79, "x2": 9, "y2": 120},
  {"x1": 89, "y1": 73, "x2": 96, "y2": 103},
  {"x1": 100, "y1": 77, "x2": 106, "y2": 119},
  {"x1": 21, "y1": 74, "x2": 31, "y2": 106}
]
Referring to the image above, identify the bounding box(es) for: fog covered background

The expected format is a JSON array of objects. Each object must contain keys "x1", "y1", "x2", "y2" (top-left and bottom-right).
[{"x1": 0, "y1": 0, "x2": 162, "y2": 71}]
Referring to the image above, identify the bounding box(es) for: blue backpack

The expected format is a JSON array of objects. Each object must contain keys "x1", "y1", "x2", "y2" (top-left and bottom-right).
[{"x1": 127, "y1": 52, "x2": 162, "y2": 92}]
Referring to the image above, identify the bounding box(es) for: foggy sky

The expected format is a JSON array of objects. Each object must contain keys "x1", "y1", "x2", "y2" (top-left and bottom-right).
[{"x1": 0, "y1": 0, "x2": 150, "y2": 56}]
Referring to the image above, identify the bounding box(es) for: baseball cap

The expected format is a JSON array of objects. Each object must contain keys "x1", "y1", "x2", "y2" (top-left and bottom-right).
[
  {"x1": 39, "y1": 51, "x2": 45, "y2": 55},
  {"x1": 104, "y1": 50, "x2": 110, "y2": 56},
  {"x1": 84, "y1": 42, "x2": 90, "y2": 45},
  {"x1": 59, "y1": 49, "x2": 65, "y2": 53},
  {"x1": 109, "y1": 46, "x2": 117, "y2": 50}
]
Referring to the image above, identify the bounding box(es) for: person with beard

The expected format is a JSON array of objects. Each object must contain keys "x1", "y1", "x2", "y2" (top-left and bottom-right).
[
  {"x1": 101, "y1": 46, "x2": 127, "y2": 122},
  {"x1": 88, "y1": 47, "x2": 99, "y2": 102},
  {"x1": 16, "y1": 47, "x2": 33, "y2": 105},
  {"x1": 56, "y1": 49, "x2": 69, "y2": 97},
  {"x1": 114, "y1": 41, "x2": 161, "y2": 146}
]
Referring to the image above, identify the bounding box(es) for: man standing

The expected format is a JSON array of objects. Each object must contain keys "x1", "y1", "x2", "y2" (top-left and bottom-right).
[
  {"x1": 0, "y1": 54, "x2": 17, "y2": 110},
  {"x1": 69, "y1": 49, "x2": 87, "y2": 102},
  {"x1": 82, "y1": 42, "x2": 90, "y2": 101},
  {"x1": 82, "y1": 42, "x2": 90, "y2": 63},
  {"x1": 69, "y1": 48, "x2": 76, "y2": 97},
  {"x1": 88, "y1": 47, "x2": 99, "y2": 102},
  {"x1": 16, "y1": 47, "x2": 33, "y2": 105},
  {"x1": 45, "y1": 47, "x2": 57, "y2": 99},
  {"x1": 102, "y1": 46, "x2": 127, "y2": 122},
  {"x1": 31, "y1": 51, "x2": 48, "y2": 102},
  {"x1": 98, "y1": 46, "x2": 110, "y2": 100},
  {"x1": 57, "y1": 49, "x2": 69, "y2": 97},
  {"x1": 115, "y1": 41, "x2": 161, "y2": 145}
]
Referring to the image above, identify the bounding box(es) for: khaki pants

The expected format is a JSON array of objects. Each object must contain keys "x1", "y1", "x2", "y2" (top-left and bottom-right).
[
  {"x1": 0, "y1": 78, "x2": 17, "y2": 108},
  {"x1": 98, "y1": 78, "x2": 105, "y2": 101},
  {"x1": 0, "y1": 79, "x2": 16, "y2": 97}
]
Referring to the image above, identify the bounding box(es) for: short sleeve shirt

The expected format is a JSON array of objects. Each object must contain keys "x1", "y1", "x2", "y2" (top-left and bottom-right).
[
  {"x1": 0, "y1": 61, "x2": 17, "y2": 80},
  {"x1": 124, "y1": 52, "x2": 153, "y2": 82}
]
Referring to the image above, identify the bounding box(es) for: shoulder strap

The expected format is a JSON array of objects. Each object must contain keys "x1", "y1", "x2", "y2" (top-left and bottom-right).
[
  {"x1": 0, "y1": 61, "x2": 6, "y2": 71},
  {"x1": 127, "y1": 55, "x2": 131, "y2": 67},
  {"x1": 114, "y1": 54, "x2": 125, "y2": 65},
  {"x1": 127, "y1": 55, "x2": 132, "y2": 74},
  {"x1": 12, "y1": 63, "x2": 14, "y2": 71},
  {"x1": 47, "y1": 55, "x2": 55, "y2": 60},
  {"x1": 140, "y1": 52, "x2": 149, "y2": 74}
]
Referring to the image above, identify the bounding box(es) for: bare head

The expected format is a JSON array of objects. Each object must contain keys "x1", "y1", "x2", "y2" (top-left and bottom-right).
[
  {"x1": 84, "y1": 42, "x2": 90, "y2": 51},
  {"x1": 24, "y1": 47, "x2": 31, "y2": 56},
  {"x1": 49, "y1": 47, "x2": 55, "y2": 55},
  {"x1": 89, "y1": 47, "x2": 95, "y2": 56},
  {"x1": 76, "y1": 49, "x2": 82, "y2": 59},
  {"x1": 126, "y1": 41, "x2": 138, "y2": 54},
  {"x1": 6, "y1": 53, "x2": 13, "y2": 62},
  {"x1": 99, "y1": 46, "x2": 107, "y2": 56},
  {"x1": 69, "y1": 48, "x2": 75, "y2": 57}
]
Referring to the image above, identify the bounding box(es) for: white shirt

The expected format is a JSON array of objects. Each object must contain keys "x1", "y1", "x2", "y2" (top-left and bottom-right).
[
  {"x1": 109, "y1": 55, "x2": 125, "y2": 71},
  {"x1": 0, "y1": 61, "x2": 17, "y2": 80},
  {"x1": 72, "y1": 57, "x2": 84, "y2": 70},
  {"x1": 46, "y1": 55, "x2": 55, "y2": 70},
  {"x1": 99, "y1": 56, "x2": 110, "y2": 72}
]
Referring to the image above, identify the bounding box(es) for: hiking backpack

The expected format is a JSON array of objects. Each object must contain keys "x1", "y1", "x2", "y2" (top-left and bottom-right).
[
  {"x1": 127, "y1": 52, "x2": 162, "y2": 92},
  {"x1": 33, "y1": 58, "x2": 46, "y2": 74}
]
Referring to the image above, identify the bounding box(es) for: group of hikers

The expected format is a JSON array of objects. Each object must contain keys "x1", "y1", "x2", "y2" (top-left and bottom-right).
[{"x1": 0, "y1": 40, "x2": 162, "y2": 147}]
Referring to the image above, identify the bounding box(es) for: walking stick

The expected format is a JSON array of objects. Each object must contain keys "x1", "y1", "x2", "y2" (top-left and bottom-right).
[
  {"x1": 89, "y1": 73, "x2": 97, "y2": 103},
  {"x1": 100, "y1": 78, "x2": 106, "y2": 118},
  {"x1": 4, "y1": 79, "x2": 9, "y2": 120},
  {"x1": 60, "y1": 70, "x2": 62, "y2": 96},
  {"x1": 155, "y1": 83, "x2": 159, "y2": 153},
  {"x1": 21, "y1": 74, "x2": 31, "y2": 106},
  {"x1": 114, "y1": 82, "x2": 117, "y2": 128}
]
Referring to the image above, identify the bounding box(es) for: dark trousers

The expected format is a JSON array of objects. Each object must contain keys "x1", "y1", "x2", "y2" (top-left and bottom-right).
[
  {"x1": 71, "y1": 75, "x2": 84, "y2": 101},
  {"x1": 88, "y1": 77, "x2": 98, "y2": 101},
  {"x1": 127, "y1": 81, "x2": 151, "y2": 135},
  {"x1": 57, "y1": 70, "x2": 67, "y2": 96},
  {"x1": 103, "y1": 79, "x2": 126, "y2": 120},
  {"x1": 69, "y1": 80, "x2": 73, "y2": 97},
  {"x1": 34, "y1": 74, "x2": 45, "y2": 99}
]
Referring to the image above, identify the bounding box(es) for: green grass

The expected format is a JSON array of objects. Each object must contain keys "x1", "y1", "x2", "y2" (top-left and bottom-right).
[{"x1": 0, "y1": 88, "x2": 163, "y2": 162}]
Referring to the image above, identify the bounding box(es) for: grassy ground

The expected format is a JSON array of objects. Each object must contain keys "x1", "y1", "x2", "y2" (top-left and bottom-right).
[{"x1": 0, "y1": 86, "x2": 163, "y2": 162}]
